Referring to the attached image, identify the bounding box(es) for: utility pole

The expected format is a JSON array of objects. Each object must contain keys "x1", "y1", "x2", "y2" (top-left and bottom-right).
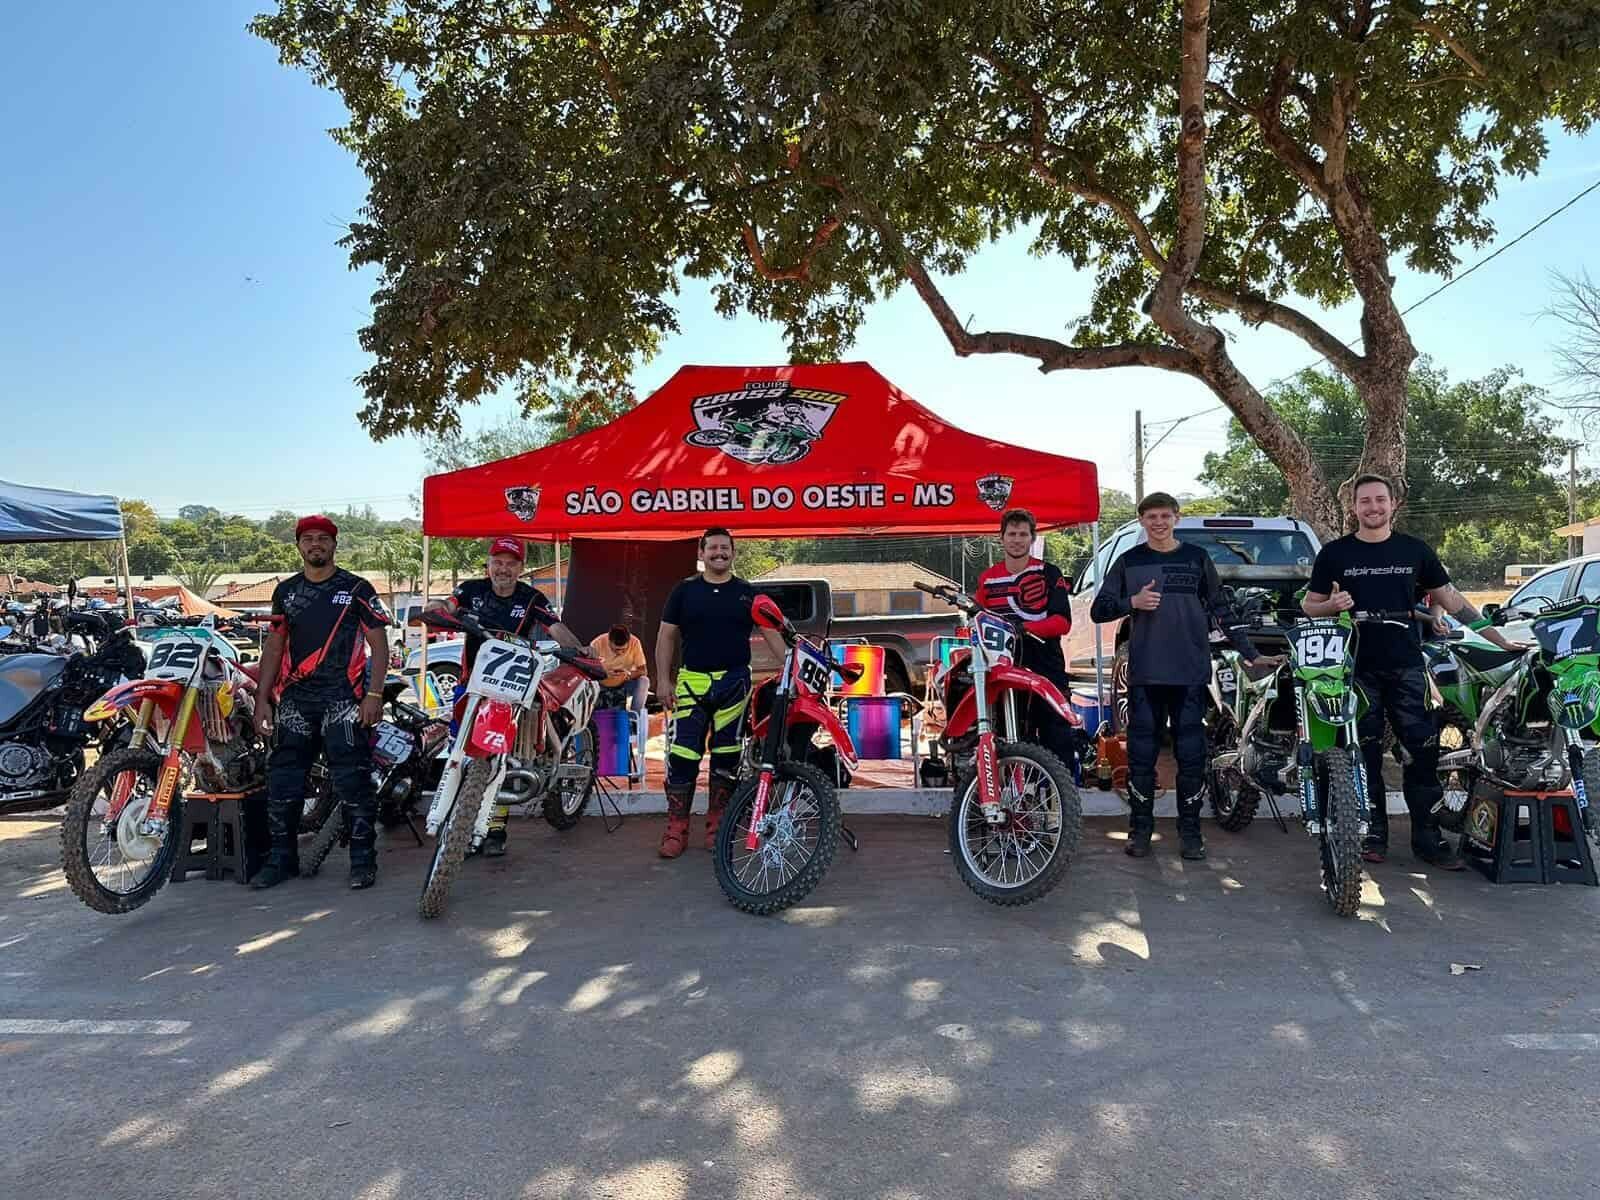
[
  {"x1": 1133, "y1": 409, "x2": 1144, "y2": 503},
  {"x1": 1570, "y1": 442, "x2": 1581, "y2": 559}
]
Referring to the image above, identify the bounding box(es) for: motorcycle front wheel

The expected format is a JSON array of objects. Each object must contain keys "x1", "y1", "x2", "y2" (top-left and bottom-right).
[
  {"x1": 949, "y1": 741, "x2": 1082, "y2": 906},
  {"x1": 714, "y1": 761, "x2": 839, "y2": 915},
  {"x1": 1582, "y1": 746, "x2": 1600, "y2": 854},
  {"x1": 1317, "y1": 749, "x2": 1364, "y2": 918},
  {"x1": 418, "y1": 757, "x2": 493, "y2": 919},
  {"x1": 542, "y1": 724, "x2": 596, "y2": 831},
  {"x1": 60, "y1": 747, "x2": 182, "y2": 914}
]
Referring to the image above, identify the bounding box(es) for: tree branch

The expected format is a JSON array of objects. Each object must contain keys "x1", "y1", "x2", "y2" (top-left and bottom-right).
[
  {"x1": 1414, "y1": 18, "x2": 1488, "y2": 79},
  {"x1": 740, "y1": 213, "x2": 844, "y2": 282},
  {"x1": 547, "y1": 0, "x2": 625, "y2": 108}
]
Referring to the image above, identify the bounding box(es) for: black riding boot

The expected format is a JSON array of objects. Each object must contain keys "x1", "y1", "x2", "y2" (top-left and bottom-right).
[
  {"x1": 252, "y1": 798, "x2": 301, "y2": 889},
  {"x1": 1126, "y1": 785, "x2": 1154, "y2": 857},
  {"x1": 1176, "y1": 790, "x2": 1206, "y2": 861}
]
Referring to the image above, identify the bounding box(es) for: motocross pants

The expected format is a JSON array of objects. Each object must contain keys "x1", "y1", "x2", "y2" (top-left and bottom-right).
[
  {"x1": 267, "y1": 692, "x2": 377, "y2": 869},
  {"x1": 666, "y1": 668, "x2": 750, "y2": 790},
  {"x1": 1127, "y1": 684, "x2": 1207, "y2": 831},
  {"x1": 1355, "y1": 665, "x2": 1442, "y2": 849}
]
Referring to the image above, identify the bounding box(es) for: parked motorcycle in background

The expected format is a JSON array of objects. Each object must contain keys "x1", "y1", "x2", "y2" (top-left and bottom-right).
[
  {"x1": 415, "y1": 608, "x2": 607, "y2": 918},
  {"x1": 917, "y1": 581, "x2": 1083, "y2": 906},
  {"x1": 0, "y1": 623, "x2": 146, "y2": 810},
  {"x1": 60, "y1": 624, "x2": 264, "y2": 914}
]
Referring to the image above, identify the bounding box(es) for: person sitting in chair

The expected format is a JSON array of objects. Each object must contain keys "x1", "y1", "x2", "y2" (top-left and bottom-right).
[{"x1": 589, "y1": 623, "x2": 650, "y2": 782}]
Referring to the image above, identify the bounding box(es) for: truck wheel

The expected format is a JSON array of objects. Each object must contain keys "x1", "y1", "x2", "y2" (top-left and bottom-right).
[
  {"x1": 884, "y1": 656, "x2": 912, "y2": 699},
  {"x1": 1111, "y1": 643, "x2": 1131, "y2": 733}
]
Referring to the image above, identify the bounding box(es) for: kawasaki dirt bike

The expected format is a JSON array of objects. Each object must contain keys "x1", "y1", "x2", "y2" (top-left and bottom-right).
[
  {"x1": 1429, "y1": 598, "x2": 1600, "y2": 849},
  {"x1": 685, "y1": 417, "x2": 812, "y2": 464},
  {"x1": 415, "y1": 609, "x2": 607, "y2": 918},
  {"x1": 918, "y1": 581, "x2": 1083, "y2": 906},
  {"x1": 1212, "y1": 610, "x2": 1416, "y2": 916}
]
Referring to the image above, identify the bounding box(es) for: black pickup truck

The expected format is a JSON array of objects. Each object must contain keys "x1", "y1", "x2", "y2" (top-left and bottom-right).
[{"x1": 751, "y1": 579, "x2": 964, "y2": 695}]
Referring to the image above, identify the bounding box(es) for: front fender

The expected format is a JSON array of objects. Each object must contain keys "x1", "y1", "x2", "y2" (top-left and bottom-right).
[
  {"x1": 466, "y1": 699, "x2": 517, "y2": 758},
  {"x1": 84, "y1": 678, "x2": 183, "y2": 723},
  {"x1": 944, "y1": 666, "x2": 1079, "y2": 739},
  {"x1": 787, "y1": 693, "x2": 860, "y2": 771}
]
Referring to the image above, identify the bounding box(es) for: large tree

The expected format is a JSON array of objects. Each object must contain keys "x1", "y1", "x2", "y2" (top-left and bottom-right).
[
  {"x1": 1200, "y1": 360, "x2": 1573, "y2": 579},
  {"x1": 253, "y1": 1, "x2": 1600, "y2": 537}
]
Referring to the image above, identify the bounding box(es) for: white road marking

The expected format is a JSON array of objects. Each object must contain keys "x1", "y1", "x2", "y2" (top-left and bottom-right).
[
  {"x1": 1503, "y1": 1033, "x2": 1600, "y2": 1050},
  {"x1": 0, "y1": 1019, "x2": 191, "y2": 1036}
]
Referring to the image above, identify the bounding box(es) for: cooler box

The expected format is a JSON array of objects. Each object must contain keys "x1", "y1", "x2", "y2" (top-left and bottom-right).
[
  {"x1": 592, "y1": 708, "x2": 633, "y2": 778},
  {"x1": 1070, "y1": 690, "x2": 1109, "y2": 733}
]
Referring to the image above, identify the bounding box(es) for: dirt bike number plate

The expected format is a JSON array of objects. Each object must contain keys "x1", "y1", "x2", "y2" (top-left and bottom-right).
[
  {"x1": 371, "y1": 721, "x2": 414, "y2": 765},
  {"x1": 1533, "y1": 606, "x2": 1600, "y2": 660},
  {"x1": 794, "y1": 640, "x2": 830, "y2": 695},
  {"x1": 973, "y1": 613, "x2": 1016, "y2": 661},
  {"x1": 144, "y1": 633, "x2": 208, "y2": 682},
  {"x1": 467, "y1": 641, "x2": 536, "y2": 703},
  {"x1": 1290, "y1": 621, "x2": 1347, "y2": 669}
]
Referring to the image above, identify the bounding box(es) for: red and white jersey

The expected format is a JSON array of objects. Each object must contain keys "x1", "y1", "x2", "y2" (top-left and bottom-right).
[{"x1": 974, "y1": 558, "x2": 1071, "y2": 675}]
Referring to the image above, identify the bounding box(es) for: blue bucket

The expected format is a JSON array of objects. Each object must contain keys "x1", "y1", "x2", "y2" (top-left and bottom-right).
[{"x1": 1070, "y1": 690, "x2": 1109, "y2": 733}]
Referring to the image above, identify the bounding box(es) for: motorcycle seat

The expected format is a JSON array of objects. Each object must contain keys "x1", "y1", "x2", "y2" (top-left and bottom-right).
[{"x1": 1453, "y1": 643, "x2": 1524, "y2": 674}]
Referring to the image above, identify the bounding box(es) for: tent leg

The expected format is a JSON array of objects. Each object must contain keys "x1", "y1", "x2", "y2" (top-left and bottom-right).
[
  {"x1": 554, "y1": 540, "x2": 563, "y2": 610},
  {"x1": 418, "y1": 535, "x2": 430, "y2": 702},
  {"x1": 118, "y1": 537, "x2": 134, "y2": 624},
  {"x1": 1090, "y1": 521, "x2": 1104, "y2": 709}
]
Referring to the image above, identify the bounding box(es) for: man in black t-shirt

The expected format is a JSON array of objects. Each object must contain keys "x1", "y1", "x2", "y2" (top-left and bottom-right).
[
  {"x1": 427, "y1": 537, "x2": 581, "y2": 856},
  {"x1": 252, "y1": 515, "x2": 392, "y2": 890},
  {"x1": 653, "y1": 527, "x2": 787, "y2": 858},
  {"x1": 1305, "y1": 474, "x2": 1523, "y2": 869}
]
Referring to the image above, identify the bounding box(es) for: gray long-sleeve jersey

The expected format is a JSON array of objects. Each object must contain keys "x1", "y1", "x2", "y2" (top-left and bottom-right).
[{"x1": 1090, "y1": 542, "x2": 1259, "y2": 686}]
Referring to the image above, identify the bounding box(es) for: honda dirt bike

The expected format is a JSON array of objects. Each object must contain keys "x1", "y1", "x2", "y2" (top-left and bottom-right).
[
  {"x1": 415, "y1": 609, "x2": 607, "y2": 918},
  {"x1": 713, "y1": 595, "x2": 856, "y2": 915},
  {"x1": 60, "y1": 624, "x2": 266, "y2": 914},
  {"x1": 917, "y1": 581, "x2": 1083, "y2": 906},
  {"x1": 1430, "y1": 598, "x2": 1600, "y2": 850},
  {"x1": 302, "y1": 680, "x2": 449, "y2": 876}
]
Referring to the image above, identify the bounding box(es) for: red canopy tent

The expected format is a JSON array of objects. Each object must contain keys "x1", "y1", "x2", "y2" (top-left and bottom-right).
[{"x1": 422, "y1": 363, "x2": 1098, "y2": 539}]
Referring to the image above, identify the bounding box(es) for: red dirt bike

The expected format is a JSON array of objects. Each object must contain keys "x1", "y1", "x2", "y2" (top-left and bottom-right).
[
  {"x1": 916, "y1": 581, "x2": 1084, "y2": 905},
  {"x1": 60, "y1": 624, "x2": 266, "y2": 914},
  {"x1": 712, "y1": 594, "x2": 864, "y2": 914}
]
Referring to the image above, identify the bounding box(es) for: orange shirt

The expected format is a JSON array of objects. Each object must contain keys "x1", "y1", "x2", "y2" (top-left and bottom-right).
[{"x1": 588, "y1": 633, "x2": 646, "y2": 688}]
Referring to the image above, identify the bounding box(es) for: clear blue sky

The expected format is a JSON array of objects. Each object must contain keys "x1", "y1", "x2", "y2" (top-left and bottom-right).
[{"x1": 4, "y1": 2, "x2": 1598, "y2": 519}]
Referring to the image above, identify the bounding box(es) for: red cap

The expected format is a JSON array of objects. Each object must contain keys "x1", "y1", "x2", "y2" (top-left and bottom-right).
[
  {"x1": 488, "y1": 536, "x2": 525, "y2": 562},
  {"x1": 295, "y1": 514, "x2": 338, "y2": 540}
]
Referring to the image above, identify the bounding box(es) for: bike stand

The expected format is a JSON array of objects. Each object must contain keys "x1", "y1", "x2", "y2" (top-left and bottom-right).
[
  {"x1": 840, "y1": 823, "x2": 860, "y2": 852},
  {"x1": 398, "y1": 810, "x2": 424, "y2": 847},
  {"x1": 591, "y1": 777, "x2": 625, "y2": 834},
  {"x1": 1262, "y1": 790, "x2": 1289, "y2": 833},
  {"x1": 1463, "y1": 789, "x2": 1598, "y2": 886},
  {"x1": 172, "y1": 790, "x2": 270, "y2": 885}
]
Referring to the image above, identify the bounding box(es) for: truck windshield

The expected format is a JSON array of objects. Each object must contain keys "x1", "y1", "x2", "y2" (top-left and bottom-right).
[{"x1": 1181, "y1": 529, "x2": 1316, "y2": 567}]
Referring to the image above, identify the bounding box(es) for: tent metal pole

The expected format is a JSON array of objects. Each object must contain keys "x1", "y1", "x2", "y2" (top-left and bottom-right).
[
  {"x1": 554, "y1": 539, "x2": 563, "y2": 609},
  {"x1": 1090, "y1": 520, "x2": 1104, "y2": 707},
  {"x1": 419, "y1": 535, "x2": 430, "y2": 701},
  {"x1": 118, "y1": 537, "x2": 134, "y2": 623}
]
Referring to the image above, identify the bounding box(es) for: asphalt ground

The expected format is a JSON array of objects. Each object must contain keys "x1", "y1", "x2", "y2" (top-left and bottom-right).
[{"x1": 2, "y1": 809, "x2": 1598, "y2": 1200}]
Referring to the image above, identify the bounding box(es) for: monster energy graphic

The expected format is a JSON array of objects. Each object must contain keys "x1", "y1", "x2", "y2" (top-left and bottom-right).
[{"x1": 685, "y1": 382, "x2": 844, "y2": 465}]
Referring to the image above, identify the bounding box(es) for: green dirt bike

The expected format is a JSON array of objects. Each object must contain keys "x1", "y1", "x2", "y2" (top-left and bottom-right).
[
  {"x1": 685, "y1": 418, "x2": 812, "y2": 464},
  {"x1": 1212, "y1": 608, "x2": 1420, "y2": 916},
  {"x1": 1427, "y1": 598, "x2": 1600, "y2": 849}
]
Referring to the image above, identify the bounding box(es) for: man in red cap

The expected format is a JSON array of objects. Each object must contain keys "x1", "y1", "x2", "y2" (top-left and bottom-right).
[
  {"x1": 427, "y1": 536, "x2": 581, "y2": 856},
  {"x1": 253, "y1": 515, "x2": 392, "y2": 889}
]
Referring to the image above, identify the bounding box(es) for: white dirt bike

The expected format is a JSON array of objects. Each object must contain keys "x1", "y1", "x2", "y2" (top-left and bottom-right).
[{"x1": 414, "y1": 608, "x2": 608, "y2": 918}]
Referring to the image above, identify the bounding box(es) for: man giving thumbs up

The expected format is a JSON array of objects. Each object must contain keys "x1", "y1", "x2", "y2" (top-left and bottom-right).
[{"x1": 1091, "y1": 492, "x2": 1270, "y2": 860}]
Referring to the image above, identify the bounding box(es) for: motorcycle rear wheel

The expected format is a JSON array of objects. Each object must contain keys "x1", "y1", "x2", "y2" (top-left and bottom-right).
[
  {"x1": 1208, "y1": 762, "x2": 1260, "y2": 833},
  {"x1": 949, "y1": 741, "x2": 1082, "y2": 906},
  {"x1": 714, "y1": 761, "x2": 839, "y2": 915},
  {"x1": 1582, "y1": 747, "x2": 1600, "y2": 855},
  {"x1": 418, "y1": 757, "x2": 492, "y2": 919},
  {"x1": 1434, "y1": 719, "x2": 1475, "y2": 834},
  {"x1": 1317, "y1": 749, "x2": 1364, "y2": 918},
  {"x1": 302, "y1": 807, "x2": 345, "y2": 878},
  {"x1": 542, "y1": 725, "x2": 596, "y2": 831},
  {"x1": 60, "y1": 747, "x2": 182, "y2": 915}
]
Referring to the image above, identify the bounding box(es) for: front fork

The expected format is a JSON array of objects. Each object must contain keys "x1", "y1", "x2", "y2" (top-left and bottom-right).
[
  {"x1": 106, "y1": 698, "x2": 157, "y2": 822},
  {"x1": 142, "y1": 692, "x2": 197, "y2": 836},
  {"x1": 1293, "y1": 688, "x2": 1369, "y2": 837},
  {"x1": 1565, "y1": 732, "x2": 1590, "y2": 818}
]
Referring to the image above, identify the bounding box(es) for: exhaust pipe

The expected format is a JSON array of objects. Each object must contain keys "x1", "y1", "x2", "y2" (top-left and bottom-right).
[{"x1": 497, "y1": 768, "x2": 538, "y2": 803}]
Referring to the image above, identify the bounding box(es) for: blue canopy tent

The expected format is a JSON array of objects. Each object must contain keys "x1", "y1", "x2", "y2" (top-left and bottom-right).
[{"x1": 0, "y1": 480, "x2": 132, "y2": 619}]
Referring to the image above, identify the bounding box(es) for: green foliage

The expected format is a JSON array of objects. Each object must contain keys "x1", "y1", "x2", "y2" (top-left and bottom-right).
[
  {"x1": 1199, "y1": 362, "x2": 1576, "y2": 583},
  {"x1": 251, "y1": 1, "x2": 1600, "y2": 441},
  {"x1": 238, "y1": 542, "x2": 304, "y2": 572}
]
